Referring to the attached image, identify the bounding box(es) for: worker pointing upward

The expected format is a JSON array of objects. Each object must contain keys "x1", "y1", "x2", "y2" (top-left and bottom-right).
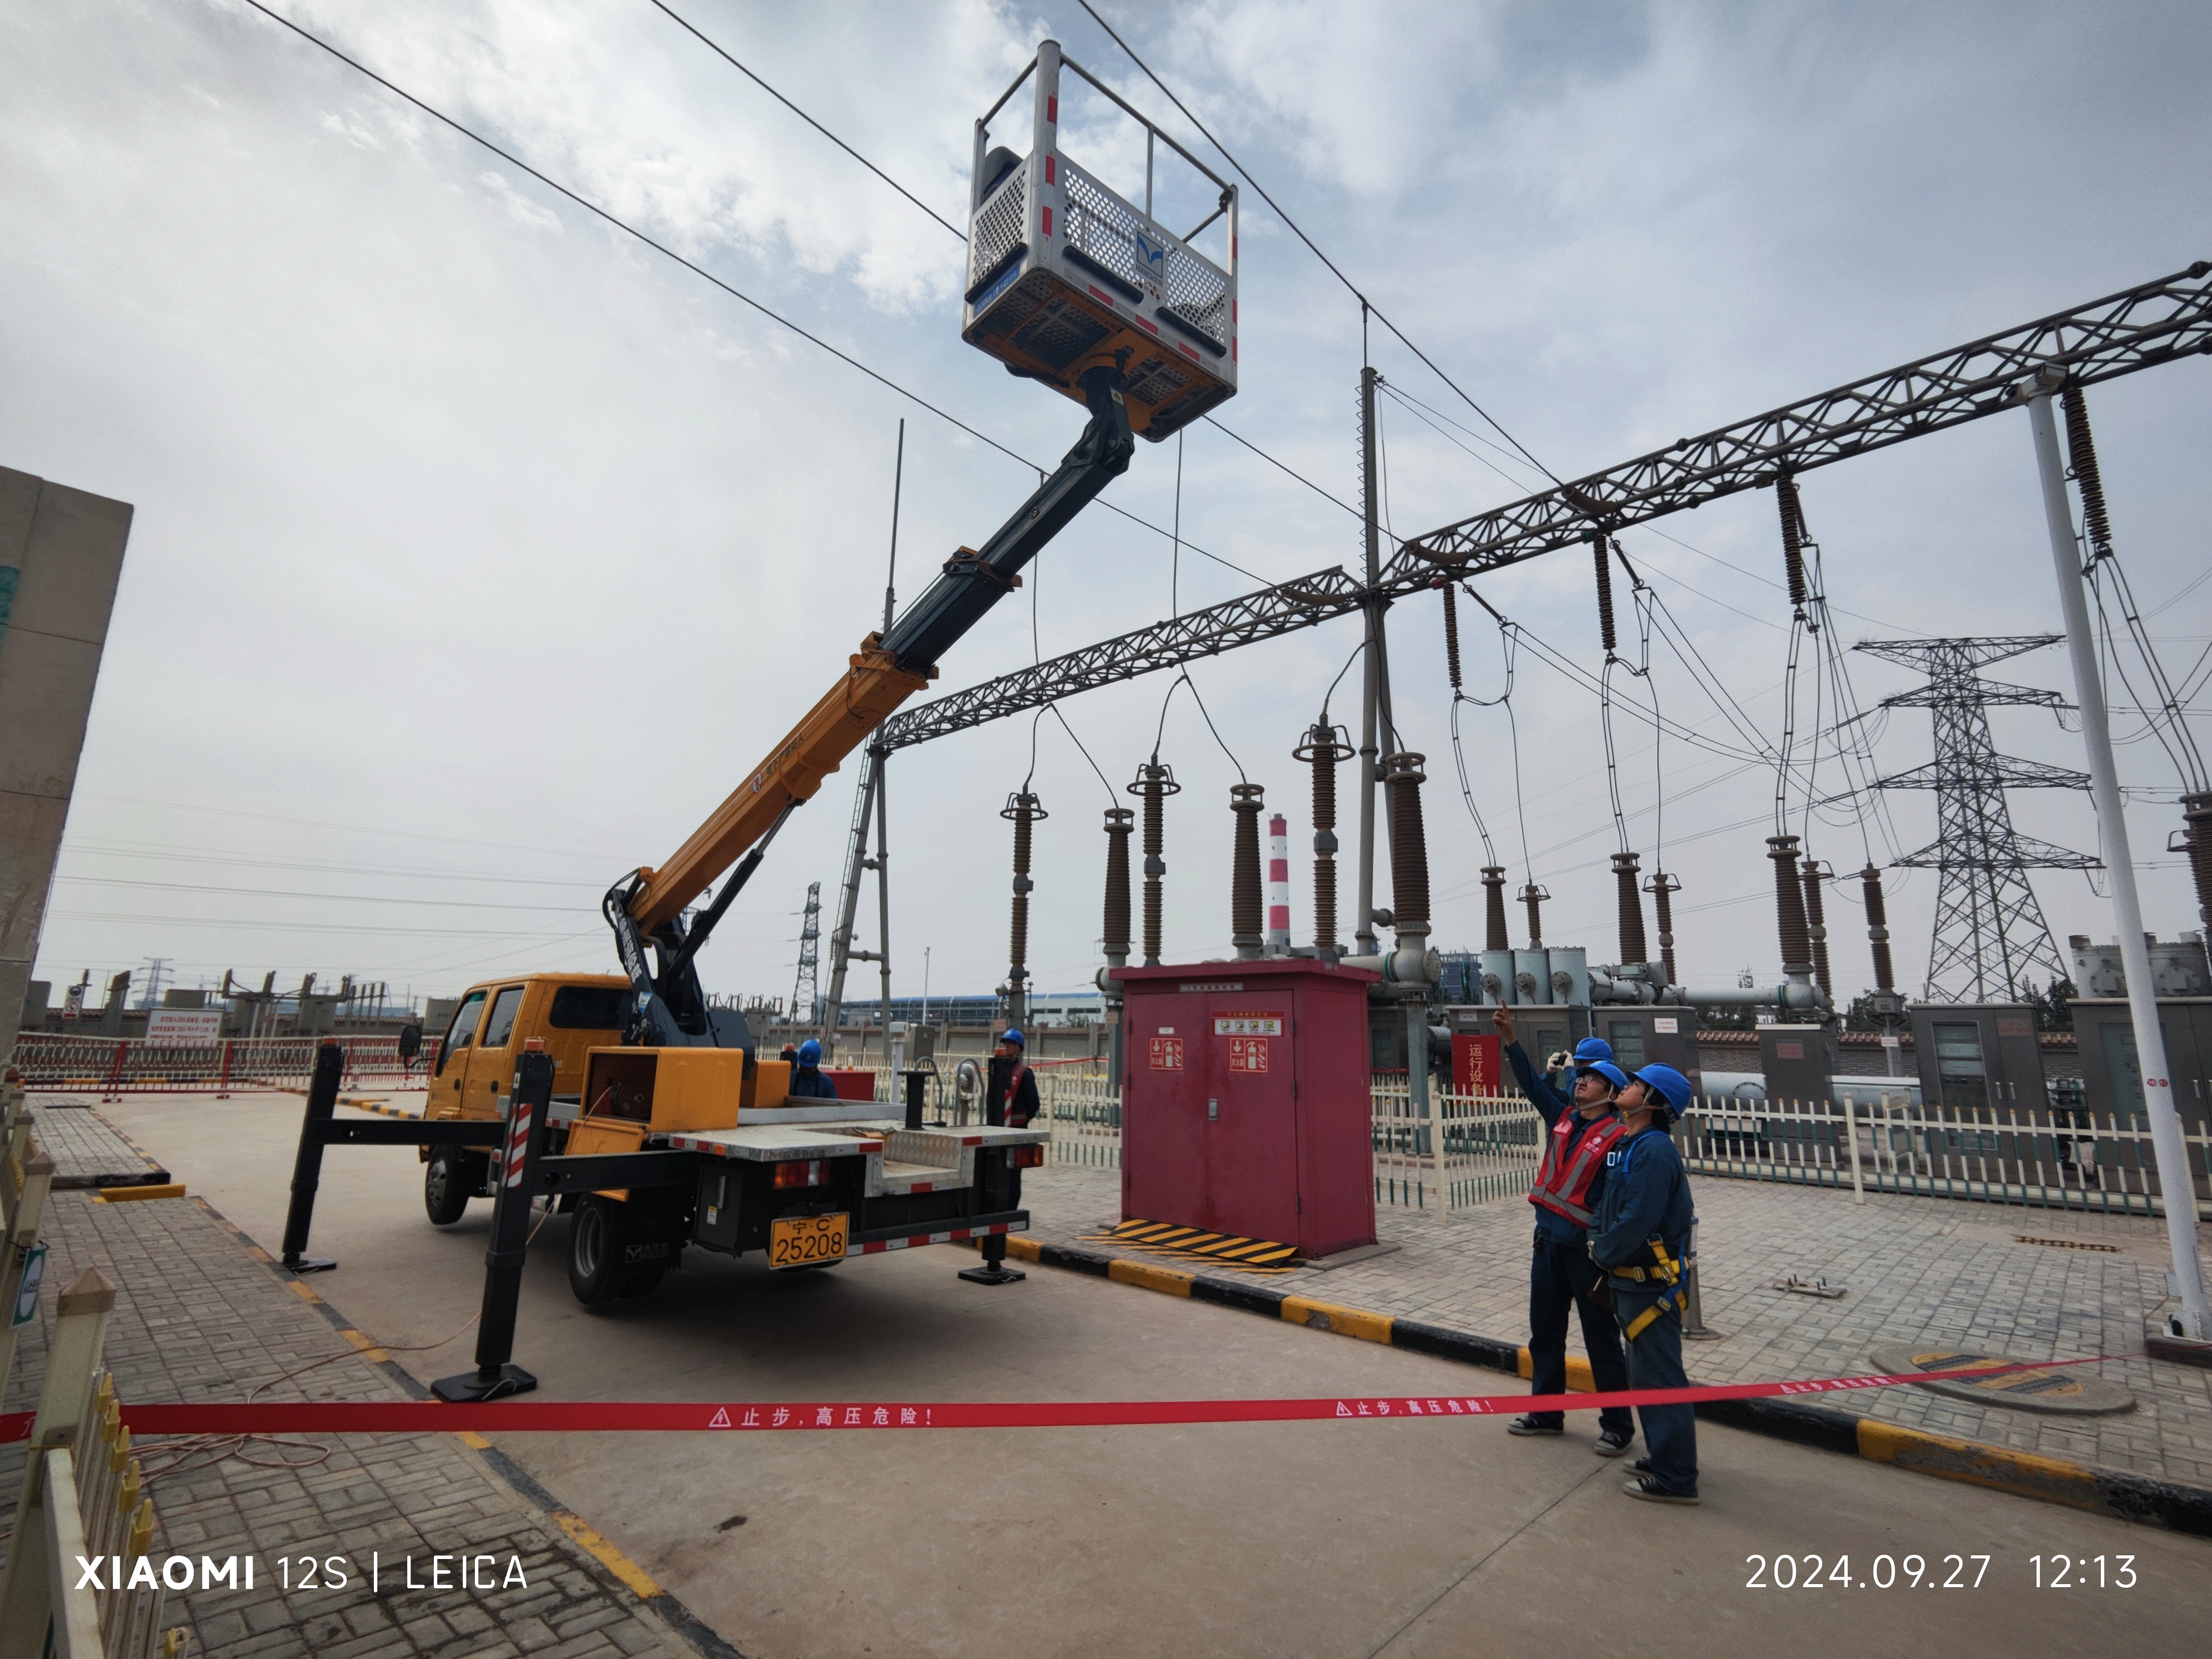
[{"x1": 1492, "y1": 1004, "x2": 1636, "y2": 1456}]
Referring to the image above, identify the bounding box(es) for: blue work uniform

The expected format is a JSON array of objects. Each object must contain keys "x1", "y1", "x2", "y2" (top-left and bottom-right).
[
  {"x1": 1505, "y1": 1042, "x2": 1632, "y2": 1436},
  {"x1": 786, "y1": 1065, "x2": 841, "y2": 1100},
  {"x1": 1589, "y1": 1124, "x2": 1699, "y2": 1495}
]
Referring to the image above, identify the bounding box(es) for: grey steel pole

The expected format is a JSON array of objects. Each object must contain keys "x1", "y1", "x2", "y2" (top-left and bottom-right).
[
  {"x1": 875, "y1": 756, "x2": 892, "y2": 1043},
  {"x1": 2027, "y1": 375, "x2": 2209, "y2": 1339},
  {"x1": 1356, "y1": 364, "x2": 1382, "y2": 957}
]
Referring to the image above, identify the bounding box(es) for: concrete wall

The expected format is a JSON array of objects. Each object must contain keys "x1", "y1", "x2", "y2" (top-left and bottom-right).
[{"x1": 0, "y1": 466, "x2": 132, "y2": 1041}]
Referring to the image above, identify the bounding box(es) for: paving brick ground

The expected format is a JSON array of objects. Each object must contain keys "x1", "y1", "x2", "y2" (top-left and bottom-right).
[
  {"x1": 1020, "y1": 1158, "x2": 2212, "y2": 1488},
  {"x1": 1, "y1": 1108, "x2": 695, "y2": 1659},
  {"x1": 23, "y1": 1094, "x2": 167, "y2": 1184}
]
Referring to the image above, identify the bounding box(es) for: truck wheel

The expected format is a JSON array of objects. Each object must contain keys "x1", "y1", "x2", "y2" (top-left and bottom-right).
[
  {"x1": 620, "y1": 1265, "x2": 666, "y2": 1298},
  {"x1": 566, "y1": 1196, "x2": 627, "y2": 1306},
  {"x1": 423, "y1": 1147, "x2": 471, "y2": 1227}
]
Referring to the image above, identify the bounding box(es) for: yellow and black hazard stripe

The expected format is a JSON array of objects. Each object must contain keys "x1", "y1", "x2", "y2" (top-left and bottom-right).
[{"x1": 1083, "y1": 1218, "x2": 1302, "y2": 1273}]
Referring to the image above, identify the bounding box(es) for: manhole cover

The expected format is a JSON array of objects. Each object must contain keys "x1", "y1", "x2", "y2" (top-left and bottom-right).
[{"x1": 1867, "y1": 1344, "x2": 2134, "y2": 1416}]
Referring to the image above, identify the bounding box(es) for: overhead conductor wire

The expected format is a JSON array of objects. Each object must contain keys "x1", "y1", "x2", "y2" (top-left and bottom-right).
[{"x1": 237, "y1": 1, "x2": 1268, "y2": 587}]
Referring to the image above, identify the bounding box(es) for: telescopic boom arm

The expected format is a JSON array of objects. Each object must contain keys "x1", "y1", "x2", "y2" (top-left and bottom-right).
[{"x1": 604, "y1": 362, "x2": 1135, "y2": 1045}]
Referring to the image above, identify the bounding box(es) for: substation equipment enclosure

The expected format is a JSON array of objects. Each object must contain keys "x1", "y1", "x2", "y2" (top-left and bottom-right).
[
  {"x1": 1910, "y1": 1005, "x2": 2048, "y2": 1112},
  {"x1": 2068, "y1": 932, "x2": 2212, "y2": 1137},
  {"x1": 1117, "y1": 959, "x2": 1377, "y2": 1260},
  {"x1": 962, "y1": 40, "x2": 1238, "y2": 442}
]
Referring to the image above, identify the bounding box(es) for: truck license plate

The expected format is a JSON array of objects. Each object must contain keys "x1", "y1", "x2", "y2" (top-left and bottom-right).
[{"x1": 770, "y1": 1212, "x2": 849, "y2": 1268}]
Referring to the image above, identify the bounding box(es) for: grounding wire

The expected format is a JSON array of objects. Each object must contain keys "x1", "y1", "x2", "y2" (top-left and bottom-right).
[
  {"x1": 1073, "y1": 0, "x2": 1564, "y2": 491},
  {"x1": 237, "y1": 1, "x2": 1267, "y2": 588}
]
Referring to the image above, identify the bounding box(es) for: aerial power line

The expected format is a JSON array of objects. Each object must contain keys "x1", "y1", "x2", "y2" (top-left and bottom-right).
[{"x1": 234, "y1": 0, "x2": 1267, "y2": 585}]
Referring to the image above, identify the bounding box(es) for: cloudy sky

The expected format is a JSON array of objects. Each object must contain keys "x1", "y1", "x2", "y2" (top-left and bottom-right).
[{"x1": 5, "y1": 0, "x2": 2209, "y2": 1017}]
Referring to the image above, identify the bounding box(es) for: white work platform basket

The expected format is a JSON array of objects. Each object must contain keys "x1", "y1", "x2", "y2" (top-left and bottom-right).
[{"x1": 961, "y1": 40, "x2": 1238, "y2": 441}]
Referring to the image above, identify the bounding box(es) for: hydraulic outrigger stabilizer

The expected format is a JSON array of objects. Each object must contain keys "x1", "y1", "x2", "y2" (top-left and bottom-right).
[{"x1": 276, "y1": 363, "x2": 1139, "y2": 1401}]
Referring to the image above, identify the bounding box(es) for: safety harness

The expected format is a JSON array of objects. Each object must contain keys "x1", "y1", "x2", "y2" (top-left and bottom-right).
[{"x1": 1605, "y1": 1130, "x2": 1689, "y2": 1340}]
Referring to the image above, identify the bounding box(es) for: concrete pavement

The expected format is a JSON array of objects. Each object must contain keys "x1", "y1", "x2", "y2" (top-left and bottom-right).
[{"x1": 78, "y1": 1088, "x2": 2210, "y2": 1659}]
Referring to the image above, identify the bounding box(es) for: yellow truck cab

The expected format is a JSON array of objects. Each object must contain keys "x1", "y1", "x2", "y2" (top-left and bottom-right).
[{"x1": 418, "y1": 973, "x2": 1049, "y2": 1308}]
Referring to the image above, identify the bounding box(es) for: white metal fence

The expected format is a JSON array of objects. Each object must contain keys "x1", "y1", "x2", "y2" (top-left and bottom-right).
[
  {"x1": 970, "y1": 1072, "x2": 2212, "y2": 1225},
  {"x1": 1677, "y1": 1095, "x2": 2212, "y2": 1219}
]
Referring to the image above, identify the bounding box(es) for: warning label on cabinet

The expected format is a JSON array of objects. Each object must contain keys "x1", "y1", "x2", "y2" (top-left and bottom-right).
[
  {"x1": 1213, "y1": 1013, "x2": 1284, "y2": 1036},
  {"x1": 1227, "y1": 1037, "x2": 1270, "y2": 1073},
  {"x1": 1149, "y1": 1036, "x2": 1185, "y2": 1070}
]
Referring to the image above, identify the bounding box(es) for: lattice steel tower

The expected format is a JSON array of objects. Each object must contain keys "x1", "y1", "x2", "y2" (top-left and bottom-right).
[
  {"x1": 1859, "y1": 636, "x2": 2095, "y2": 1002},
  {"x1": 790, "y1": 882, "x2": 822, "y2": 1028}
]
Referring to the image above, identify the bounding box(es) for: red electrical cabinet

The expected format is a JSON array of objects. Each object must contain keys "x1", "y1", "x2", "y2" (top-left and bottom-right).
[{"x1": 1116, "y1": 958, "x2": 1380, "y2": 1260}]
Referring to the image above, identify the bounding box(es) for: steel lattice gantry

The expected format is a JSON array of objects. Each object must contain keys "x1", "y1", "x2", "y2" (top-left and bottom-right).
[
  {"x1": 877, "y1": 261, "x2": 2212, "y2": 755},
  {"x1": 1859, "y1": 635, "x2": 2094, "y2": 1002}
]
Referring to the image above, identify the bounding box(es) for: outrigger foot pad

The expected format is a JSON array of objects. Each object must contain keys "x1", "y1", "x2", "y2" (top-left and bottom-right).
[
  {"x1": 432, "y1": 1363, "x2": 539, "y2": 1403},
  {"x1": 958, "y1": 1264, "x2": 1027, "y2": 1286},
  {"x1": 284, "y1": 1254, "x2": 338, "y2": 1274}
]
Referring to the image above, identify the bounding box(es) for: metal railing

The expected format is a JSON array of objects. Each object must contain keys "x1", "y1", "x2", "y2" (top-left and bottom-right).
[
  {"x1": 1370, "y1": 1085, "x2": 1545, "y2": 1214},
  {"x1": 9, "y1": 1033, "x2": 439, "y2": 1099},
  {"x1": 1677, "y1": 1095, "x2": 2212, "y2": 1218},
  {"x1": 0, "y1": 1275, "x2": 186, "y2": 1657}
]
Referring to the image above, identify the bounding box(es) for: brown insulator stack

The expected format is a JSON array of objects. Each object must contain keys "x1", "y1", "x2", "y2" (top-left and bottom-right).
[
  {"x1": 1646, "y1": 869, "x2": 1680, "y2": 986},
  {"x1": 1860, "y1": 863, "x2": 1896, "y2": 992},
  {"x1": 1001, "y1": 791, "x2": 1046, "y2": 1001},
  {"x1": 1775, "y1": 472, "x2": 1809, "y2": 614},
  {"x1": 1382, "y1": 752, "x2": 1431, "y2": 933},
  {"x1": 1521, "y1": 882, "x2": 1546, "y2": 948},
  {"x1": 2184, "y1": 793, "x2": 2212, "y2": 936},
  {"x1": 1294, "y1": 724, "x2": 1353, "y2": 956},
  {"x1": 1440, "y1": 580, "x2": 1463, "y2": 690},
  {"x1": 1482, "y1": 867, "x2": 1510, "y2": 953},
  {"x1": 1128, "y1": 763, "x2": 1180, "y2": 966},
  {"x1": 1101, "y1": 808, "x2": 1133, "y2": 967},
  {"x1": 2060, "y1": 385, "x2": 2114, "y2": 562},
  {"x1": 1611, "y1": 850, "x2": 1648, "y2": 967},
  {"x1": 1592, "y1": 534, "x2": 1618, "y2": 656},
  {"x1": 1767, "y1": 834, "x2": 1813, "y2": 977},
  {"x1": 1801, "y1": 860, "x2": 1832, "y2": 998},
  {"x1": 1229, "y1": 784, "x2": 1266, "y2": 960}
]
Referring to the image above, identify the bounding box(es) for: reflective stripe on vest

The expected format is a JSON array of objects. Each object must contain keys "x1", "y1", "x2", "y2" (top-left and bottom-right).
[{"x1": 1528, "y1": 1110, "x2": 1627, "y2": 1226}]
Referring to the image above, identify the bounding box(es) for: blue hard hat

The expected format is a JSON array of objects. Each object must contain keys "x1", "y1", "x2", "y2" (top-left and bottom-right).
[
  {"x1": 1571, "y1": 1037, "x2": 1615, "y2": 1069},
  {"x1": 797, "y1": 1038, "x2": 822, "y2": 1066},
  {"x1": 1000, "y1": 1028, "x2": 1025, "y2": 1048},
  {"x1": 1632, "y1": 1063, "x2": 1692, "y2": 1113},
  {"x1": 1586, "y1": 1059, "x2": 1630, "y2": 1092}
]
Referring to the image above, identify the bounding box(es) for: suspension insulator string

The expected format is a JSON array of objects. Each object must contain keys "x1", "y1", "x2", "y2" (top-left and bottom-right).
[{"x1": 1593, "y1": 532, "x2": 1618, "y2": 656}]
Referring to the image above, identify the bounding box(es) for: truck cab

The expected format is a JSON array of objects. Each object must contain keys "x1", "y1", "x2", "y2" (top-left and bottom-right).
[{"x1": 417, "y1": 974, "x2": 1047, "y2": 1306}]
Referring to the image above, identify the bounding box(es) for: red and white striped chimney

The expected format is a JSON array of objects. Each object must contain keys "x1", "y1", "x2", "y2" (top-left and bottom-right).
[{"x1": 1267, "y1": 813, "x2": 1292, "y2": 955}]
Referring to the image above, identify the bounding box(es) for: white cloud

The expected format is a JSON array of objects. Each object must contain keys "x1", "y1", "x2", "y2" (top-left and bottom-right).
[{"x1": 2, "y1": 0, "x2": 2208, "y2": 1011}]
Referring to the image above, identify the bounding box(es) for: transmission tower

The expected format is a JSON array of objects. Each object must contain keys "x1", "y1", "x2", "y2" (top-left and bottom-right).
[
  {"x1": 1859, "y1": 635, "x2": 2096, "y2": 1002},
  {"x1": 790, "y1": 882, "x2": 822, "y2": 1029}
]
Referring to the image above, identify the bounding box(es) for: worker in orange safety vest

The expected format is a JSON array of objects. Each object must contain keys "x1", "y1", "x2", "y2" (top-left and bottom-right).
[{"x1": 1492, "y1": 1004, "x2": 1636, "y2": 1454}]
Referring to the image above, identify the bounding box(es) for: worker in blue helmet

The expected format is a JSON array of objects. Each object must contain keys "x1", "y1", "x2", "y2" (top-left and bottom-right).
[
  {"x1": 786, "y1": 1036, "x2": 841, "y2": 1100},
  {"x1": 1491, "y1": 1007, "x2": 1637, "y2": 1454},
  {"x1": 1589, "y1": 1061, "x2": 1699, "y2": 1503},
  {"x1": 994, "y1": 1028, "x2": 1041, "y2": 1205}
]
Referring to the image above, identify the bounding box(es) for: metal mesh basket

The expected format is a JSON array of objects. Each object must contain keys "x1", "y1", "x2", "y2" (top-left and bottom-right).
[{"x1": 967, "y1": 160, "x2": 1030, "y2": 295}]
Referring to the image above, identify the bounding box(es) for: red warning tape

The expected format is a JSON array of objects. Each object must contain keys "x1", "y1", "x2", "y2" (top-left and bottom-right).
[{"x1": 0, "y1": 1356, "x2": 2114, "y2": 1442}]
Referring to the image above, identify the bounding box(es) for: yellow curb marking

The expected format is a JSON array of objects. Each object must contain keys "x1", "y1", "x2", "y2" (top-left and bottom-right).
[
  {"x1": 1003, "y1": 1236, "x2": 1042, "y2": 1262},
  {"x1": 94, "y1": 1183, "x2": 187, "y2": 1203},
  {"x1": 337, "y1": 1328, "x2": 391, "y2": 1364},
  {"x1": 288, "y1": 1280, "x2": 324, "y2": 1305},
  {"x1": 1107, "y1": 1258, "x2": 1193, "y2": 1296},
  {"x1": 551, "y1": 1509, "x2": 663, "y2": 1601},
  {"x1": 1279, "y1": 1295, "x2": 1393, "y2": 1344},
  {"x1": 456, "y1": 1431, "x2": 495, "y2": 1451},
  {"x1": 1855, "y1": 1419, "x2": 2102, "y2": 1510}
]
